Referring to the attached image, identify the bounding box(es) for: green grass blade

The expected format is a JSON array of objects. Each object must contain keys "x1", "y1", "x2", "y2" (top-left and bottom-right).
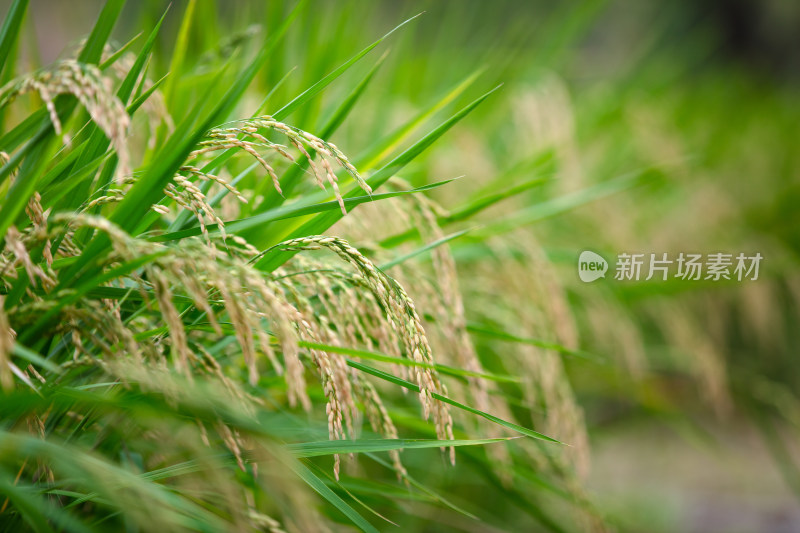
[
  {"x1": 97, "y1": 32, "x2": 140, "y2": 71},
  {"x1": 0, "y1": 469, "x2": 59, "y2": 533},
  {"x1": 345, "y1": 359, "x2": 560, "y2": 443},
  {"x1": 0, "y1": 129, "x2": 60, "y2": 245},
  {"x1": 117, "y1": 7, "x2": 168, "y2": 104},
  {"x1": 481, "y1": 168, "x2": 651, "y2": 236},
  {"x1": 297, "y1": 340, "x2": 519, "y2": 383},
  {"x1": 319, "y1": 52, "x2": 388, "y2": 136},
  {"x1": 466, "y1": 323, "x2": 605, "y2": 363},
  {"x1": 40, "y1": 152, "x2": 110, "y2": 207},
  {"x1": 378, "y1": 228, "x2": 472, "y2": 271},
  {"x1": 77, "y1": 0, "x2": 125, "y2": 65},
  {"x1": 271, "y1": 13, "x2": 420, "y2": 122},
  {"x1": 445, "y1": 175, "x2": 551, "y2": 224},
  {"x1": 65, "y1": 11, "x2": 167, "y2": 217},
  {"x1": 127, "y1": 72, "x2": 168, "y2": 113},
  {"x1": 356, "y1": 68, "x2": 484, "y2": 170},
  {"x1": 365, "y1": 85, "x2": 501, "y2": 191},
  {"x1": 288, "y1": 437, "x2": 514, "y2": 458},
  {"x1": 379, "y1": 172, "x2": 551, "y2": 249},
  {"x1": 71, "y1": 9, "x2": 169, "y2": 221},
  {"x1": 364, "y1": 452, "x2": 480, "y2": 520},
  {"x1": 162, "y1": 0, "x2": 196, "y2": 108},
  {"x1": 0, "y1": 109, "x2": 48, "y2": 153},
  {"x1": 290, "y1": 460, "x2": 379, "y2": 533},
  {"x1": 0, "y1": 0, "x2": 28, "y2": 79},
  {"x1": 12, "y1": 343, "x2": 63, "y2": 374}
]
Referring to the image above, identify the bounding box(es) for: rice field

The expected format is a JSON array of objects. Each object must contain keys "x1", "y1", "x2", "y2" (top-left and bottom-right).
[{"x1": 1, "y1": 1, "x2": 798, "y2": 531}]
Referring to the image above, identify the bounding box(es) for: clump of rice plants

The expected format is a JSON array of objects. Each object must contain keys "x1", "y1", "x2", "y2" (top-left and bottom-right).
[
  {"x1": 5, "y1": 1, "x2": 796, "y2": 531},
  {"x1": 0, "y1": 1, "x2": 598, "y2": 531}
]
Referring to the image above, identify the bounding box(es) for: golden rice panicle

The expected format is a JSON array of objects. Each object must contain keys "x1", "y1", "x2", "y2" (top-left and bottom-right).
[
  {"x1": 491, "y1": 237, "x2": 591, "y2": 478},
  {"x1": 150, "y1": 272, "x2": 192, "y2": 376},
  {"x1": 585, "y1": 294, "x2": 647, "y2": 378},
  {"x1": 160, "y1": 166, "x2": 254, "y2": 247},
  {"x1": 0, "y1": 297, "x2": 14, "y2": 391},
  {"x1": 317, "y1": 267, "x2": 408, "y2": 374},
  {"x1": 25, "y1": 192, "x2": 53, "y2": 268},
  {"x1": 277, "y1": 263, "x2": 409, "y2": 431},
  {"x1": 254, "y1": 117, "x2": 370, "y2": 195},
  {"x1": 195, "y1": 116, "x2": 370, "y2": 215},
  {"x1": 181, "y1": 166, "x2": 248, "y2": 204},
  {"x1": 274, "y1": 273, "x2": 357, "y2": 479},
  {"x1": 458, "y1": 236, "x2": 590, "y2": 480},
  {"x1": 165, "y1": 173, "x2": 226, "y2": 245},
  {"x1": 156, "y1": 242, "x2": 306, "y2": 400},
  {"x1": 190, "y1": 129, "x2": 286, "y2": 195},
  {"x1": 276, "y1": 257, "x2": 418, "y2": 421},
  {"x1": 392, "y1": 262, "x2": 517, "y2": 474},
  {"x1": 277, "y1": 235, "x2": 455, "y2": 461},
  {"x1": 284, "y1": 257, "x2": 388, "y2": 355},
  {"x1": 0, "y1": 61, "x2": 131, "y2": 179},
  {"x1": 651, "y1": 301, "x2": 731, "y2": 418},
  {"x1": 408, "y1": 189, "x2": 492, "y2": 414},
  {"x1": 208, "y1": 262, "x2": 308, "y2": 407}
]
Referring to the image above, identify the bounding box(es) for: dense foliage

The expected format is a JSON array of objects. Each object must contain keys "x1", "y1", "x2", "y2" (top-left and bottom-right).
[{"x1": 1, "y1": 1, "x2": 798, "y2": 531}]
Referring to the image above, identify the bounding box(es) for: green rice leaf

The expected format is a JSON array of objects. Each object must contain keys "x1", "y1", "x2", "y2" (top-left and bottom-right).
[
  {"x1": 0, "y1": 0, "x2": 28, "y2": 79},
  {"x1": 288, "y1": 437, "x2": 515, "y2": 458},
  {"x1": 298, "y1": 340, "x2": 519, "y2": 383},
  {"x1": 290, "y1": 460, "x2": 379, "y2": 533},
  {"x1": 77, "y1": 0, "x2": 125, "y2": 65},
  {"x1": 271, "y1": 13, "x2": 421, "y2": 122},
  {"x1": 345, "y1": 359, "x2": 560, "y2": 443}
]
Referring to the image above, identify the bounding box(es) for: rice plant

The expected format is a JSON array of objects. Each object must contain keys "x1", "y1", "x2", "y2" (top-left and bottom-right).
[{"x1": 2, "y1": 0, "x2": 799, "y2": 532}]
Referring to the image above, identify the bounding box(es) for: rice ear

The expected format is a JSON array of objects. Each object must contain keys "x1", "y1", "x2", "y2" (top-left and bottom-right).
[
  {"x1": 0, "y1": 61, "x2": 131, "y2": 178},
  {"x1": 277, "y1": 235, "x2": 456, "y2": 461},
  {"x1": 187, "y1": 117, "x2": 370, "y2": 215},
  {"x1": 0, "y1": 297, "x2": 14, "y2": 391}
]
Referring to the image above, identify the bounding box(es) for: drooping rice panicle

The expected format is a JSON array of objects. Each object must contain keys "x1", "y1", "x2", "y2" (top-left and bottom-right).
[
  {"x1": 186, "y1": 116, "x2": 370, "y2": 215},
  {"x1": 0, "y1": 60, "x2": 131, "y2": 179},
  {"x1": 0, "y1": 297, "x2": 14, "y2": 391},
  {"x1": 277, "y1": 235, "x2": 456, "y2": 461}
]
